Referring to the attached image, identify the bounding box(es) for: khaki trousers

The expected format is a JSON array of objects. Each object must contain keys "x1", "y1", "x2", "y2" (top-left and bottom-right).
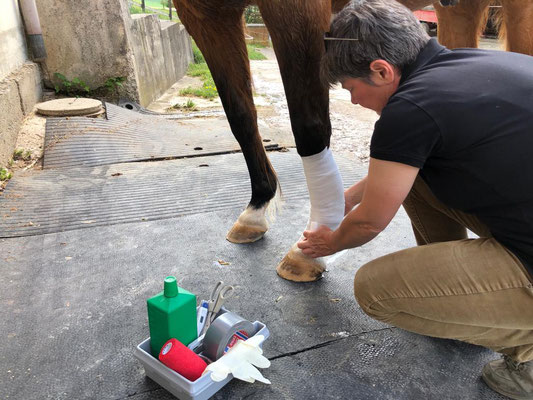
[{"x1": 354, "y1": 176, "x2": 533, "y2": 362}]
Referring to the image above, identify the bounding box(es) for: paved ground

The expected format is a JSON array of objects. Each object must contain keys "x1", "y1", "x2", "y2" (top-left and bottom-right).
[{"x1": 0, "y1": 37, "x2": 508, "y2": 400}]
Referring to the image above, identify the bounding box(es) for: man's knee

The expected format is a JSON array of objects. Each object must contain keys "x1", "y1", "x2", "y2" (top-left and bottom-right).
[{"x1": 353, "y1": 257, "x2": 391, "y2": 320}]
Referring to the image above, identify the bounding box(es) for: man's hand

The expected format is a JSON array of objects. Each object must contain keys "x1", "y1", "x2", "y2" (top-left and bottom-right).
[{"x1": 297, "y1": 225, "x2": 337, "y2": 258}]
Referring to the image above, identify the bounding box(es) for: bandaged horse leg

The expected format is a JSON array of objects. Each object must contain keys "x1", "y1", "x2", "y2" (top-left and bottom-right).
[
  {"x1": 277, "y1": 147, "x2": 345, "y2": 282},
  {"x1": 256, "y1": 1, "x2": 343, "y2": 281}
]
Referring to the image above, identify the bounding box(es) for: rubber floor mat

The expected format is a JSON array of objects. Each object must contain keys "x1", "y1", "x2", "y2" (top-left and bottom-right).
[
  {"x1": 0, "y1": 150, "x2": 366, "y2": 238},
  {"x1": 43, "y1": 103, "x2": 279, "y2": 169}
]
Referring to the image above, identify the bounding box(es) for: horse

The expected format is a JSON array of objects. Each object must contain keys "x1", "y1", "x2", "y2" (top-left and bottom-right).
[{"x1": 172, "y1": 0, "x2": 533, "y2": 283}]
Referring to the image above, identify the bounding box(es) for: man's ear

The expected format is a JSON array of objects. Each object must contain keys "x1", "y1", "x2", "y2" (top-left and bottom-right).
[{"x1": 369, "y1": 60, "x2": 398, "y2": 85}]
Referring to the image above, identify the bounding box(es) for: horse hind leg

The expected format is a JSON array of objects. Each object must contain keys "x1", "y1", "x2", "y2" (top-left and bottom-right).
[
  {"x1": 500, "y1": 0, "x2": 533, "y2": 55},
  {"x1": 434, "y1": 0, "x2": 492, "y2": 48},
  {"x1": 174, "y1": 2, "x2": 278, "y2": 243}
]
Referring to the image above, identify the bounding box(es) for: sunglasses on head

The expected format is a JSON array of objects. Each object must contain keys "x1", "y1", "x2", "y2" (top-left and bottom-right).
[{"x1": 324, "y1": 32, "x2": 360, "y2": 51}]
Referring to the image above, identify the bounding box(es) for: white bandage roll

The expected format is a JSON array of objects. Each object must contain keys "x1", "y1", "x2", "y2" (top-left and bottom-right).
[{"x1": 301, "y1": 147, "x2": 345, "y2": 231}]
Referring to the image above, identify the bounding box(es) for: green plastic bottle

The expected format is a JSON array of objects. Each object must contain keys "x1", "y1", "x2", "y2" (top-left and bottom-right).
[{"x1": 147, "y1": 276, "x2": 197, "y2": 357}]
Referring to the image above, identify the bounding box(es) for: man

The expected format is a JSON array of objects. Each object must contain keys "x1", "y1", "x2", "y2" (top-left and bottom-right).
[{"x1": 297, "y1": 0, "x2": 533, "y2": 398}]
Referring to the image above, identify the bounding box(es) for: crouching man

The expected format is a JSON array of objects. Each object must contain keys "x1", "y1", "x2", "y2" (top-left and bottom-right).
[{"x1": 298, "y1": 0, "x2": 533, "y2": 398}]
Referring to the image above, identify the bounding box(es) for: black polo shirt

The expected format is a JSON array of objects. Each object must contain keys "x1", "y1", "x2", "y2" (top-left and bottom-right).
[{"x1": 370, "y1": 38, "x2": 533, "y2": 277}]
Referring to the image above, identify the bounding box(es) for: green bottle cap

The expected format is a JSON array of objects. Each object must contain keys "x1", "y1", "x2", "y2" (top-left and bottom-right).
[{"x1": 164, "y1": 276, "x2": 178, "y2": 297}]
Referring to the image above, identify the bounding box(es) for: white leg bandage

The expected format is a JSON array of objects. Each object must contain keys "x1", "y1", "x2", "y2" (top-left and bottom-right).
[{"x1": 301, "y1": 147, "x2": 345, "y2": 231}]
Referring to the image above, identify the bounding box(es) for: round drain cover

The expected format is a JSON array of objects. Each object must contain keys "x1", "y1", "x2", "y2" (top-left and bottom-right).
[{"x1": 36, "y1": 98, "x2": 103, "y2": 117}]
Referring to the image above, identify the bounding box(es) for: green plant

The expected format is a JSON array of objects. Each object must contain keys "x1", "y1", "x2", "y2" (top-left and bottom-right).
[
  {"x1": 129, "y1": 4, "x2": 143, "y2": 14},
  {"x1": 244, "y1": 6, "x2": 263, "y2": 23},
  {"x1": 12, "y1": 149, "x2": 31, "y2": 161},
  {"x1": 180, "y1": 62, "x2": 218, "y2": 99},
  {"x1": 181, "y1": 41, "x2": 265, "y2": 100},
  {"x1": 129, "y1": 0, "x2": 176, "y2": 20},
  {"x1": 168, "y1": 99, "x2": 198, "y2": 111},
  {"x1": 0, "y1": 168, "x2": 12, "y2": 182},
  {"x1": 192, "y1": 42, "x2": 205, "y2": 64},
  {"x1": 247, "y1": 44, "x2": 267, "y2": 60},
  {"x1": 179, "y1": 87, "x2": 217, "y2": 99},
  {"x1": 54, "y1": 73, "x2": 90, "y2": 96},
  {"x1": 105, "y1": 77, "x2": 126, "y2": 93}
]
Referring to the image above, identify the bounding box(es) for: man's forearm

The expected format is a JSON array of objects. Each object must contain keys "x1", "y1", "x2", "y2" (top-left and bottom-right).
[
  {"x1": 330, "y1": 207, "x2": 382, "y2": 252},
  {"x1": 345, "y1": 176, "x2": 368, "y2": 213}
]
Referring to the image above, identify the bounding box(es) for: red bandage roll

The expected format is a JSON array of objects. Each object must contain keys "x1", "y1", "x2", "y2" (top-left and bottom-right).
[{"x1": 158, "y1": 338, "x2": 207, "y2": 381}]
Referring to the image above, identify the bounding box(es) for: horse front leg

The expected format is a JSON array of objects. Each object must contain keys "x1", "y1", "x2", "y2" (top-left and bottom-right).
[
  {"x1": 259, "y1": 0, "x2": 345, "y2": 282},
  {"x1": 434, "y1": 0, "x2": 491, "y2": 49},
  {"x1": 500, "y1": 0, "x2": 533, "y2": 55},
  {"x1": 174, "y1": 2, "x2": 278, "y2": 243}
]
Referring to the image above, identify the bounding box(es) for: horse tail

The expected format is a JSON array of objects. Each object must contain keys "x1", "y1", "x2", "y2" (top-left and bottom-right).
[
  {"x1": 489, "y1": 2, "x2": 506, "y2": 45},
  {"x1": 478, "y1": 2, "x2": 493, "y2": 39}
]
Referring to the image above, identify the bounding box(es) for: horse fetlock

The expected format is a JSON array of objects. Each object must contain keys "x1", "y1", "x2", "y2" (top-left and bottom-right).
[
  {"x1": 226, "y1": 206, "x2": 268, "y2": 244},
  {"x1": 276, "y1": 243, "x2": 326, "y2": 282}
]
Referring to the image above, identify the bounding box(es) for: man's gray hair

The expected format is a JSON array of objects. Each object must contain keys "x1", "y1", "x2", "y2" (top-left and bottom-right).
[{"x1": 323, "y1": 0, "x2": 430, "y2": 85}]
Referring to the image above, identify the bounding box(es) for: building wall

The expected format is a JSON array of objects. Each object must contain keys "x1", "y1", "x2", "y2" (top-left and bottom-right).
[
  {"x1": 0, "y1": 0, "x2": 28, "y2": 81},
  {"x1": 0, "y1": 0, "x2": 42, "y2": 167}
]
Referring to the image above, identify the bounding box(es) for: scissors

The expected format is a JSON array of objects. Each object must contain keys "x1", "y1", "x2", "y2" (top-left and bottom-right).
[{"x1": 203, "y1": 281, "x2": 234, "y2": 333}]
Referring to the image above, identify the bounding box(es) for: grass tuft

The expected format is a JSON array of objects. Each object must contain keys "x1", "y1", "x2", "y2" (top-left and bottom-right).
[
  {"x1": 180, "y1": 42, "x2": 266, "y2": 99},
  {"x1": 247, "y1": 44, "x2": 267, "y2": 60}
]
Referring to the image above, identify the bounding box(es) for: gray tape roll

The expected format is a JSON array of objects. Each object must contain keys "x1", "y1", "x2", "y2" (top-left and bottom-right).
[{"x1": 203, "y1": 311, "x2": 255, "y2": 361}]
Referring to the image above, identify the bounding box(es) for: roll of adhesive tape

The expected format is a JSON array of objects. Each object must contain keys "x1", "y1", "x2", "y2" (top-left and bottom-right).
[
  {"x1": 203, "y1": 311, "x2": 255, "y2": 361},
  {"x1": 158, "y1": 338, "x2": 207, "y2": 381}
]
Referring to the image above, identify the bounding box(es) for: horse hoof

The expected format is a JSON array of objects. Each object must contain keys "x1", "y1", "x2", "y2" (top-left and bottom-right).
[
  {"x1": 226, "y1": 206, "x2": 268, "y2": 244},
  {"x1": 276, "y1": 244, "x2": 325, "y2": 282},
  {"x1": 226, "y1": 220, "x2": 267, "y2": 243}
]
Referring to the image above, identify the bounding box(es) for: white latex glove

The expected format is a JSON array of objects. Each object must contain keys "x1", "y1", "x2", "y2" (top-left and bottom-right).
[{"x1": 205, "y1": 335, "x2": 271, "y2": 384}]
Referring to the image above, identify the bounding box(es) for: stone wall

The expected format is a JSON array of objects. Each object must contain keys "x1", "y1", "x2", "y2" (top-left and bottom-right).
[
  {"x1": 36, "y1": 0, "x2": 193, "y2": 106},
  {"x1": 246, "y1": 24, "x2": 271, "y2": 47},
  {"x1": 129, "y1": 16, "x2": 193, "y2": 106},
  {"x1": 36, "y1": 0, "x2": 140, "y2": 102},
  {"x1": 0, "y1": 1, "x2": 42, "y2": 167}
]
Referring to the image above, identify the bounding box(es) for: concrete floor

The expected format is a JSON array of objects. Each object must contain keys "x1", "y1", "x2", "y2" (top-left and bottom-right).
[
  {"x1": 0, "y1": 129, "x2": 506, "y2": 400},
  {"x1": 0, "y1": 37, "x2": 509, "y2": 400}
]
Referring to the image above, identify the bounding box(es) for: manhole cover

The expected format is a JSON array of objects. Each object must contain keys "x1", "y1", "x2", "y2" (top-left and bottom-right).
[{"x1": 36, "y1": 98, "x2": 103, "y2": 117}]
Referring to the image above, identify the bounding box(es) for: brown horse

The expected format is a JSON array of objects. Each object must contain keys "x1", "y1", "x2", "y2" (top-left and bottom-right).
[{"x1": 172, "y1": 0, "x2": 532, "y2": 282}]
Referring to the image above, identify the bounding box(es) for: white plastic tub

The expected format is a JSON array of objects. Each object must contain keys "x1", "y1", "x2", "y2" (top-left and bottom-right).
[{"x1": 134, "y1": 321, "x2": 269, "y2": 400}]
